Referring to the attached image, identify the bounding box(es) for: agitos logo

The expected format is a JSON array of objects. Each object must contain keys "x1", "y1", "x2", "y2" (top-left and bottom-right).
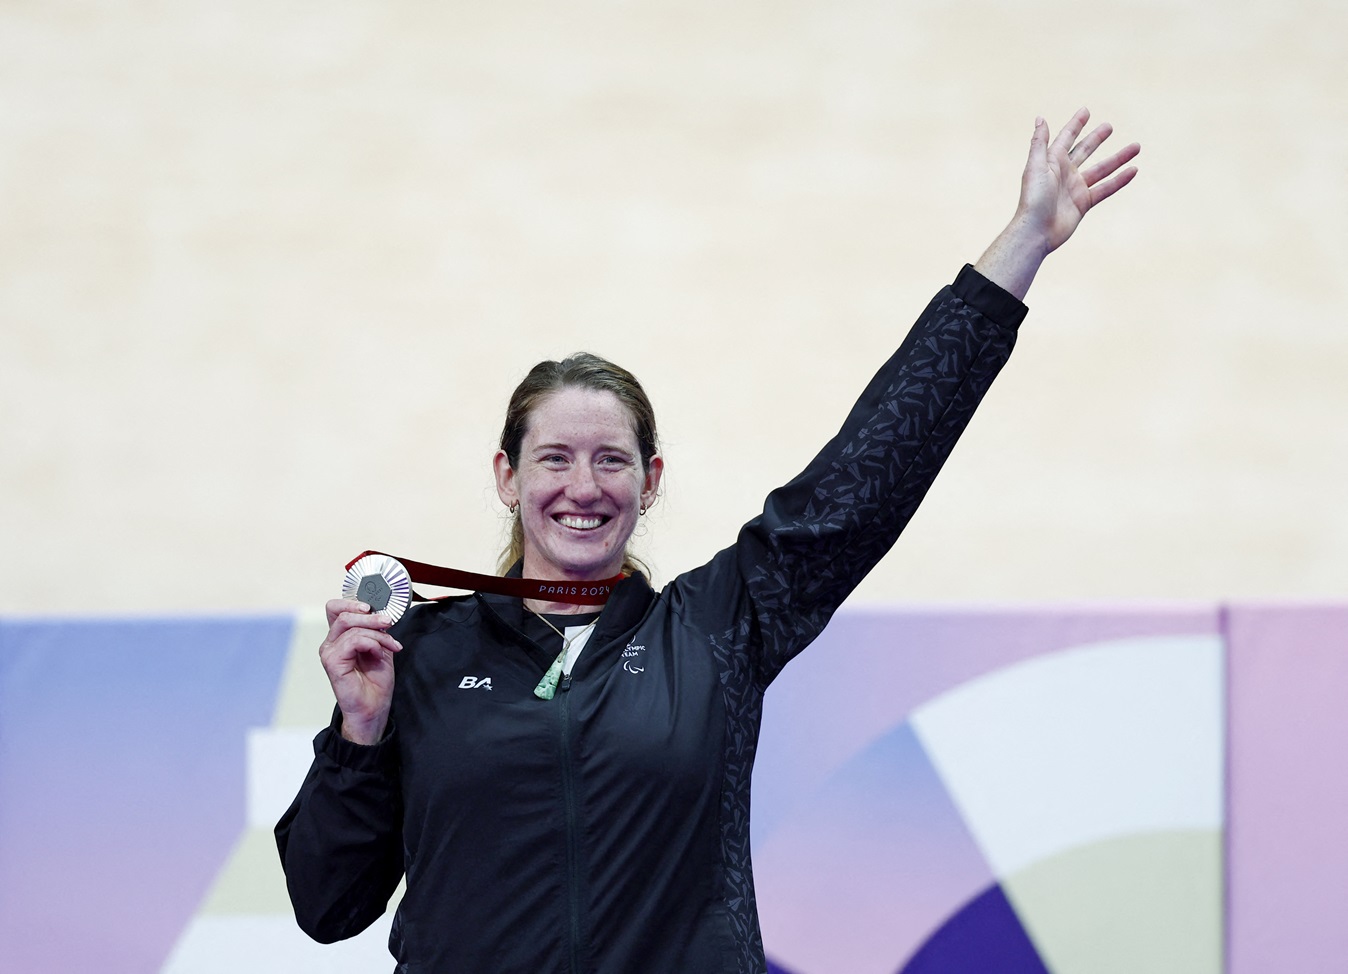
[{"x1": 622, "y1": 643, "x2": 646, "y2": 675}]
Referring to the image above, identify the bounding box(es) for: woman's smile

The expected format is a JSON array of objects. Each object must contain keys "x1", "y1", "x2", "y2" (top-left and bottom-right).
[{"x1": 495, "y1": 385, "x2": 662, "y2": 581}]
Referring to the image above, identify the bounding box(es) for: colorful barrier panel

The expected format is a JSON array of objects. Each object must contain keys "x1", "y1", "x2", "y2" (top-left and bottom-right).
[{"x1": 1, "y1": 604, "x2": 1344, "y2": 973}]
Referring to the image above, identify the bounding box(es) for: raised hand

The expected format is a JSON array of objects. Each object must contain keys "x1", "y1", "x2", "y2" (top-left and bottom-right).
[
  {"x1": 319, "y1": 598, "x2": 403, "y2": 744},
  {"x1": 1021, "y1": 107, "x2": 1141, "y2": 256},
  {"x1": 975, "y1": 107, "x2": 1140, "y2": 301}
]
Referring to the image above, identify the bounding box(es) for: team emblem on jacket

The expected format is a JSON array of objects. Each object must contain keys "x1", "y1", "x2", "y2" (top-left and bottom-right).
[
  {"x1": 458, "y1": 676, "x2": 493, "y2": 690},
  {"x1": 622, "y1": 644, "x2": 646, "y2": 674}
]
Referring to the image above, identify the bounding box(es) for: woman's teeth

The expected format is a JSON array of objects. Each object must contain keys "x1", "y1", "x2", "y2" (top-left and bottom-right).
[{"x1": 557, "y1": 515, "x2": 605, "y2": 530}]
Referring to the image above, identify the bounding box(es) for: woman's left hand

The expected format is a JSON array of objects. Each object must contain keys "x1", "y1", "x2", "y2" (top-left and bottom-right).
[
  {"x1": 975, "y1": 107, "x2": 1140, "y2": 301},
  {"x1": 1018, "y1": 107, "x2": 1141, "y2": 256}
]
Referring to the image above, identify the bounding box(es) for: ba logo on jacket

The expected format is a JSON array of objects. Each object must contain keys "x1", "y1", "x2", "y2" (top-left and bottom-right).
[{"x1": 458, "y1": 676, "x2": 493, "y2": 690}]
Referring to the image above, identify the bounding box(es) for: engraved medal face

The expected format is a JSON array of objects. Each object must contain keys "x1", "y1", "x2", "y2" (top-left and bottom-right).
[
  {"x1": 355, "y1": 573, "x2": 392, "y2": 611},
  {"x1": 341, "y1": 554, "x2": 412, "y2": 623}
]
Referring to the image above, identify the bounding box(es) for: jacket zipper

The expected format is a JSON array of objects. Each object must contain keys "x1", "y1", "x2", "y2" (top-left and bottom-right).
[{"x1": 559, "y1": 672, "x2": 582, "y2": 974}]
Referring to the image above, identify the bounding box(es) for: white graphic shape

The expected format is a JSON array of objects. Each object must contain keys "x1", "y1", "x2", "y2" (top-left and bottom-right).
[
  {"x1": 160, "y1": 609, "x2": 403, "y2": 974},
  {"x1": 910, "y1": 634, "x2": 1224, "y2": 878}
]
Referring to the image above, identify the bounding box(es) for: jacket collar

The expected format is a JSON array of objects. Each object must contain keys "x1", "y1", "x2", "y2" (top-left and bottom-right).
[{"x1": 475, "y1": 561, "x2": 656, "y2": 672}]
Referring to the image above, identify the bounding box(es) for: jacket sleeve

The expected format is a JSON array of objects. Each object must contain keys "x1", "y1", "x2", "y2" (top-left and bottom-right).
[
  {"x1": 673, "y1": 264, "x2": 1026, "y2": 685},
  {"x1": 274, "y1": 710, "x2": 405, "y2": 943}
]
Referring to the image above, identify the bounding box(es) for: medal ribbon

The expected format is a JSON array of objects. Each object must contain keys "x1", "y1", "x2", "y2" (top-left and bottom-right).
[{"x1": 345, "y1": 550, "x2": 624, "y2": 605}]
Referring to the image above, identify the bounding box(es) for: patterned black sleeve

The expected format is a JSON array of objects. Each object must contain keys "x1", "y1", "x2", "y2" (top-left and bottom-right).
[{"x1": 732, "y1": 264, "x2": 1025, "y2": 684}]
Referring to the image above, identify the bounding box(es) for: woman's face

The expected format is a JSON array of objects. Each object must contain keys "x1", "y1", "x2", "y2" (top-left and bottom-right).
[{"x1": 494, "y1": 386, "x2": 662, "y2": 581}]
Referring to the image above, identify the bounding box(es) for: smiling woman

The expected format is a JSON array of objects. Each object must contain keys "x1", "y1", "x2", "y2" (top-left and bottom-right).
[
  {"x1": 276, "y1": 108, "x2": 1140, "y2": 974},
  {"x1": 492, "y1": 353, "x2": 664, "y2": 587}
]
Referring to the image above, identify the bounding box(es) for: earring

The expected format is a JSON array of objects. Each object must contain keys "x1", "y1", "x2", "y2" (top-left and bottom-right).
[
  {"x1": 509, "y1": 501, "x2": 519, "y2": 514},
  {"x1": 639, "y1": 504, "x2": 647, "y2": 516}
]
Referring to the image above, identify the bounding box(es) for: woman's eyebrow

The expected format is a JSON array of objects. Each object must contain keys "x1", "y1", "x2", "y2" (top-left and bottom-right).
[{"x1": 533, "y1": 441, "x2": 635, "y2": 455}]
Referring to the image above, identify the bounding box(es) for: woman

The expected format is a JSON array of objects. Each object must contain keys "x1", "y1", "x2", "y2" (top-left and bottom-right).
[{"x1": 278, "y1": 108, "x2": 1139, "y2": 973}]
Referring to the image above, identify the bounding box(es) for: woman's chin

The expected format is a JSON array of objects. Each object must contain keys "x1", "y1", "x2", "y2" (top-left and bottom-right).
[{"x1": 528, "y1": 547, "x2": 623, "y2": 580}]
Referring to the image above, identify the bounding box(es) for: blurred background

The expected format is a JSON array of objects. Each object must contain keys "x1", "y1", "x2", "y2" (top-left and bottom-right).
[{"x1": 4, "y1": 0, "x2": 1345, "y2": 616}]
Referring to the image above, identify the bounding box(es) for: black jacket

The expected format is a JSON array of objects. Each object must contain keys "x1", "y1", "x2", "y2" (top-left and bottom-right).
[{"x1": 276, "y1": 265, "x2": 1026, "y2": 973}]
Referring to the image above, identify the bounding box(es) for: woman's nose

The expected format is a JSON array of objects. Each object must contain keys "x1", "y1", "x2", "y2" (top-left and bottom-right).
[{"x1": 566, "y1": 463, "x2": 602, "y2": 501}]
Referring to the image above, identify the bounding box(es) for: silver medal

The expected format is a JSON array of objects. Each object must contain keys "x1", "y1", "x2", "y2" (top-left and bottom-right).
[{"x1": 342, "y1": 554, "x2": 412, "y2": 624}]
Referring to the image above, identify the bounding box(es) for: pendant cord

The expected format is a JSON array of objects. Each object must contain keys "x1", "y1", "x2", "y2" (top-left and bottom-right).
[{"x1": 529, "y1": 607, "x2": 600, "y2": 701}]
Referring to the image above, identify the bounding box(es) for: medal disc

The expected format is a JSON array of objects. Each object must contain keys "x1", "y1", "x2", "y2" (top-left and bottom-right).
[{"x1": 342, "y1": 554, "x2": 412, "y2": 624}]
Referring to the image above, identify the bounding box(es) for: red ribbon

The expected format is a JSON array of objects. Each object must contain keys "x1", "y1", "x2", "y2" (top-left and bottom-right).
[{"x1": 345, "y1": 550, "x2": 624, "y2": 605}]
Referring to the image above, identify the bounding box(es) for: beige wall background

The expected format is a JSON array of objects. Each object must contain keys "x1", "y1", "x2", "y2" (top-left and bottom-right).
[{"x1": 3, "y1": 1, "x2": 1345, "y2": 615}]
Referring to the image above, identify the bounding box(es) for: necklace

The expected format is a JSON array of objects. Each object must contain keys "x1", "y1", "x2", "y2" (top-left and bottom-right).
[{"x1": 528, "y1": 606, "x2": 600, "y2": 701}]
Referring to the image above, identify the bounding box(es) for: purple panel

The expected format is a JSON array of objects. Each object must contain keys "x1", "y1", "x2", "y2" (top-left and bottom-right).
[
  {"x1": 0, "y1": 617, "x2": 294, "y2": 974},
  {"x1": 898, "y1": 884, "x2": 1050, "y2": 974},
  {"x1": 755, "y1": 723, "x2": 995, "y2": 974},
  {"x1": 1227, "y1": 604, "x2": 1348, "y2": 974},
  {"x1": 755, "y1": 605, "x2": 1218, "y2": 843}
]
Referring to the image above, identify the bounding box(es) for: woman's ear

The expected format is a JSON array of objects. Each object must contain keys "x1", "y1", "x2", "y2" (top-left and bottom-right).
[
  {"x1": 641, "y1": 455, "x2": 664, "y2": 510},
  {"x1": 493, "y1": 450, "x2": 518, "y2": 508}
]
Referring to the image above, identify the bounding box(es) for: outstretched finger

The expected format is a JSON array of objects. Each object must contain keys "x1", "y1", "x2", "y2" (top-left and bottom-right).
[
  {"x1": 1050, "y1": 106, "x2": 1091, "y2": 157},
  {"x1": 1068, "y1": 122, "x2": 1114, "y2": 166},
  {"x1": 1026, "y1": 115, "x2": 1050, "y2": 170},
  {"x1": 1081, "y1": 141, "x2": 1142, "y2": 187},
  {"x1": 1089, "y1": 165, "x2": 1140, "y2": 207}
]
